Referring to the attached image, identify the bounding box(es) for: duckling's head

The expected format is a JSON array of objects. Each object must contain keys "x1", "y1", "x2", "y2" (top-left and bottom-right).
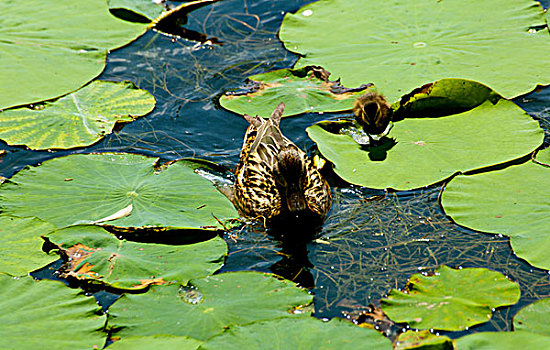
[
  {"x1": 353, "y1": 92, "x2": 393, "y2": 140},
  {"x1": 274, "y1": 146, "x2": 308, "y2": 213}
]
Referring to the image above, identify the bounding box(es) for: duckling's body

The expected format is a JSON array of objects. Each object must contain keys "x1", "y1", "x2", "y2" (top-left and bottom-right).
[
  {"x1": 233, "y1": 103, "x2": 331, "y2": 224},
  {"x1": 352, "y1": 91, "x2": 393, "y2": 142}
]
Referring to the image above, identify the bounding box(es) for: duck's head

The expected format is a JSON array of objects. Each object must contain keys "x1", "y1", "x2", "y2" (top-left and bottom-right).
[
  {"x1": 273, "y1": 146, "x2": 308, "y2": 213},
  {"x1": 353, "y1": 92, "x2": 393, "y2": 141}
]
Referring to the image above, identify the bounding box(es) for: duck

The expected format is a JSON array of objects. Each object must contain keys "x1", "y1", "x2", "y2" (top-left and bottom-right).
[
  {"x1": 352, "y1": 91, "x2": 393, "y2": 142},
  {"x1": 233, "y1": 102, "x2": 331, "y2": 225}
]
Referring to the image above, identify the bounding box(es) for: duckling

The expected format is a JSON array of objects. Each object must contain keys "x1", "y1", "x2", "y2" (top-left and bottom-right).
[
  {"x1": 233, "y1": 102, "x2": 331, "y2": 224},
  {"x1": 352, "y1": 91, "x2": 393, "y2": 142}
]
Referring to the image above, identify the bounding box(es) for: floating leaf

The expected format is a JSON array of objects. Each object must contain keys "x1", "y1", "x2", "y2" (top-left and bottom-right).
[
  {"x1": 0, "y1": 81, "x2": 155, "y2": 150},
  {"x1": 381, "y1": 266, "x2": 520, "y2": 331},
  {"x1": 0, "y1": 275, "x2": 105, "y2": 349},
  {"x1": 108, "y1": 271, "x2": 313, "y2": 341},
  {"x1": 395, "y1": 330, "x2": 453, "y2": 350},
  {"x1": 109, "y1": 335, "x2": 202, "y2": 350},
  {"x1": 0, "y1": 0, "x2": 146, "y2": 110},
  {"x1": 514, "y1": 298, "x2": 550, "y2": 336},
  {"x1": 441, "y1": 148, "x2": 550, "y2": 270},
  {"x1": 454, "y1": 331, "x2": 550, "y2": 350},
  {"x1": 307, "y1": 99, "x2": 543, "y2": 190},
  {"x1": 0, "y1": 154, "x2": 238, "y2": 230},
  {"x1": 220, "y1": 67, "x2": 368, "y2": 118},
  {"x1": 280, "y1": 0, "x2": 550, "y2": 102},
  {"x1": 201, "y1": 317, "x2": 392, "y2": 350},
  {"x1": 45, "y1": 225, "x2": 227, "y2": 290},
  {"x1": 393, "y1": 79, "x2": 499, "y2": 118},
  {"x1": 109, "y1": 0, "x2": 165, "y2": 21},
  {"x1": 0, "y1": 216, "x2": 57, "y2": 276}
]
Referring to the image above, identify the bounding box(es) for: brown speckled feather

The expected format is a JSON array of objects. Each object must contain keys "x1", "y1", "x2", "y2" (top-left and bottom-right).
[{"x1": 234, "y1": 102, "x2": 331, "y2": 222}]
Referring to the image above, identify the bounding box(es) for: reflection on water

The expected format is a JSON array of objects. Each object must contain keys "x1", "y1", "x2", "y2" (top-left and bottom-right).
[{"x1": 2, "y1": 0, "x2": 550, "y2": 338}]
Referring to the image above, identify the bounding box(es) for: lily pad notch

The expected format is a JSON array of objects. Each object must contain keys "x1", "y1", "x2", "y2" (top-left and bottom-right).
[
  {"x1": 279, "y1": 0, "x2": 550, "y2": 102},
  {"x1": 307, "y1": 96, "x2": 543, "y2": 190},
  {"x1": 0, "y1": 153, "x2": 239, "y2": 231},
  {"x1": 220, "y1": 66, "x2": 371, "y2": 118},
  {"x1": 0, "y1": 80, "x2": 156, "y2": 150}
]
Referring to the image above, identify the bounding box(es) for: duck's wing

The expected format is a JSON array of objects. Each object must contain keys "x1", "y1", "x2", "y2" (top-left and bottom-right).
[
  {"x1": 237, "y1": 114, "x2": 265, "y2": 171},
  {"x1": 234, "y1": 143, "x2": 282, "y2": 219},
  {"x1": 304, "y1": 159, "x2": 332, "y2": 218}
]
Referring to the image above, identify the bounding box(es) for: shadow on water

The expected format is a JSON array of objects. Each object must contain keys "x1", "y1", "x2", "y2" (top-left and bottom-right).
[
  {"x1": 3, "y1": 0, "x2": 550, "y2": 340},
  {"x1": 221, "y1": 219, "x2": 319, "y2": 290}
]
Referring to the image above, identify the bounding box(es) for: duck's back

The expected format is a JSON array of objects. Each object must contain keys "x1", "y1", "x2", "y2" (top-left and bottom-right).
[
  {"x1": 233, "y1": 103, "x2": 331, "y2": 222},
  {"x1": 234, "y1": 118, "x2": 288, "y2": 219}
]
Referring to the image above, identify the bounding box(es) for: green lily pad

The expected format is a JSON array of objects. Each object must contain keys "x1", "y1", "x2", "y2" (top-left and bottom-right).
[
  {"x1": 0, "y1": 81, "x2": 155, "y2": 150},
  {"x1": 109, "y1": 335, "x2": 202, "y2": 350},
  {"x1": 280, "y1": 0, "x2": 550, "y2": 102},
  {"x1": 45, "y1": 225, "x2": 227, "y2": 290},
  {"x1": 109, "y1": 0, "x2": 165, "y2": 21},
  {"x1": 0, "y1": 275, "x2": 106, "y2": 349},
  {"x1": 108, "y1": 271, "x2": 313, "y2": 341},
  {"x1": 395, "y1": 330, "x2": 453, "y2": 350},
  {"x1": 0, "y1": 153, "x2": 238, "y2": 230},
  {"x1": 307, "y1": 99, "x2": 543, "y2": 190},
  {"x1": 441, "y1": 148, "x2": 550, "y2": 270},
  {"x1": 454, "y1": 331, "x2": 550, "y2": 350},
  {"x1": 201, "y1": 317, "x2": 392, "y2": 350},
  {"x1": 0, "y1": 216, "x2": 57, "y2": 276},
  {"x1": 220, "y1": 67, "x2": 368, "y2": 118},
  {"x1": 381, "y1": 266, "x2": 520, "y2": 331},
  {"x1": 393, "y1": 79, "x2": 499, "y2": 118},
  {"x1": 514, "y1": 298, "x2": 550, "y2": 336},
  {"x1": 0, "y1": 0, "x2": 145, "y2": 110}
]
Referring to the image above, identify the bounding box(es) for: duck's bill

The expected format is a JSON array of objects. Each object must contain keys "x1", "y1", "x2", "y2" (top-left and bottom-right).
[{"x1": 368, "y1": 122, "x2": 393, "y2": 141}]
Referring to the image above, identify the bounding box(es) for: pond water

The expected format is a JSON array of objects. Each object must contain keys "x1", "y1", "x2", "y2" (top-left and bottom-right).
[{"x1": 2, "y1": 0, "x2": 550, "y2": 340}]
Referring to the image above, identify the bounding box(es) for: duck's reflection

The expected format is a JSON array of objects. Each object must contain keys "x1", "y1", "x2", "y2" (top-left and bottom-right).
[{"x1": 268, "y1": 222, "x2": 318, "y2": 289}]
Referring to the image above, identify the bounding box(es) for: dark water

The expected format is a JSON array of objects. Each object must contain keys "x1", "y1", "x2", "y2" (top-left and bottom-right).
[{"x1": 4, "y1": 0, "x2": 550, "y2": 340}]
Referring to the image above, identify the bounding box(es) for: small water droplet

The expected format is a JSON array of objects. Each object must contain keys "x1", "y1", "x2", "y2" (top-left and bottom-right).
[{"x1": 178, "y1": 285, "x2": 203, "y2": 304}]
